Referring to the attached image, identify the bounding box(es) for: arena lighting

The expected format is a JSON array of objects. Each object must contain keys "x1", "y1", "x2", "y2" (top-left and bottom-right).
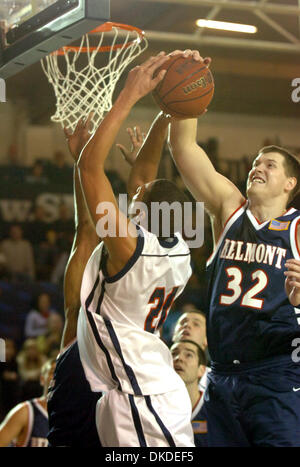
[{"x1": 196, "y1": 19, "x2": 257, "y2": 34}]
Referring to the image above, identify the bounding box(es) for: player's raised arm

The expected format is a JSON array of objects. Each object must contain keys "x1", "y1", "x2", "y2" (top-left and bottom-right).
[
  {"x1": 124, "y1": 112, "x2": 170, "y2": 199},
  {"x1": 75, "y1": 53, "x2": 170, "y2": 276},
  {"x1": 61, "y1": 118, "x2": 99, "y2": 349},
  {"x1": 169, "y1": 117, "x2": 244, "y2": 220}
]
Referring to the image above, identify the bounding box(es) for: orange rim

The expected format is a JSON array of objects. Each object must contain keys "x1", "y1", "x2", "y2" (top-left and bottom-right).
[{"x1": 52, "y1": 22, "x2": 145, "y2": 56}]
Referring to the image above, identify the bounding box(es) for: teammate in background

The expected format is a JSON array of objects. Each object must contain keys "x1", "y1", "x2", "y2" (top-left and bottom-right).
[
  {"x1": 0, "y1": 359, "x2": 55, "y2": 447},
  {"x1": 172, "y1": 308, "x2": 209, "y2": 393},
  {"x1": 72, "y1": 52, "x2": 194, "y2": 447},
  {"x1": 170, "y1": 340, "x2": 208, "y2": 447},
  {"x1": 169, "y1": 50, "x2": 300, "y2": 446},
  {"x1": 47, "y1": 117, "x2": 102, "y2": 448}
]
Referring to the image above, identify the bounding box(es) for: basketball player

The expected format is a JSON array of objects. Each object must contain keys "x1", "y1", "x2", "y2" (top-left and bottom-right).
[
  {"x1": 170, "y1": 339, "x2": 208, "y2": 447},
  {"x1": 70, "y1": 52, "x2": 194, "y2": 447},
  {"x1": 0, "y1": 359, "x2": 55, "y2": 447},
  {"x1": 47, "y1": 118, "x2": 102, "y2": 448},
  {"x1": 169, "y1": 50, "x2": 300, "y2": 446}
]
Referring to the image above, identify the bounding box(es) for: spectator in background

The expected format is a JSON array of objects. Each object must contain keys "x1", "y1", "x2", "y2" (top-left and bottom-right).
[
  {"x1": 47, "y1": 150, "x2": 72, "y2": 184},
  {"x1": 36, "y1": 313, "x2": 64, "y2": 358},
  {"x1": 0, "y1": 224, "x2": 35, "y2": 281},
  {"x1": 2, "y1": 144, "x2": 24, "y2": 183},
  {"x1": 27, "y1": 205, "x2": 48, "y2": 246},
  {"x1": 0, "y1": 339, "x2": 20, "y2": 421},
  {"x1": 16, "y1": 338, "x2": 46, "y2": 401},
  {"x1": 170, "y1": 340, "x2": 208, "y2": 447},
  {"x1": 25, "y1": 159, "x2": 49, "y2": 185},
  {"x1": 24, "y1": 292, "x2": 58, "y2": 339},
  {"x1": 35, "y1": 230, "x2": 60, "y2": 281}
]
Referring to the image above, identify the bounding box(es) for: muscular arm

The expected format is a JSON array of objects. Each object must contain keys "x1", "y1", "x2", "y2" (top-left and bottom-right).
[
  {"x1": 61, "y1": 166, "x2": 99, "y2": 349},
  {"x1": 169, "y1": 118, "x2": 245, "y2": 222},
  {"x1": 127, "y1": 112, "x2": 170, "y2": 199},
  {"x1": 76, "y1": 54, "x2": 169, "y2": 277},
  {"x1": 0, "y1": 403, "x2": 28, "y2": 447}
]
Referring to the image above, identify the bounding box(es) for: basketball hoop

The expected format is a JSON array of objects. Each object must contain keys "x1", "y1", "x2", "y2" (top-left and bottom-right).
[{"x1": 41, "y1": 22, "x2": 148, "y2": 133}]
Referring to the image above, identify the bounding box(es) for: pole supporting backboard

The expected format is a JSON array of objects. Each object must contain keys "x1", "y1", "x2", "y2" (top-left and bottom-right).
[{"x1": 0, "y1": 0, "x2": 110, "y2": 79}]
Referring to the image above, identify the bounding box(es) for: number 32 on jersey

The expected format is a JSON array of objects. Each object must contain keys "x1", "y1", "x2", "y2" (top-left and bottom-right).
[{"x1": 220, "y1": 267, "x2": 268, "y2": 310}]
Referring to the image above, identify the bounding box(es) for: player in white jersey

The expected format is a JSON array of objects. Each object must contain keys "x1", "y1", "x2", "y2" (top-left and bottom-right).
[{"x1": 68, "y1": 52, "x2": 195, "y2": 447}]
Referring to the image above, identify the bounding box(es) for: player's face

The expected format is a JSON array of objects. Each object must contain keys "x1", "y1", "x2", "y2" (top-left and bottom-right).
[
  {"x1": 171, "y1": 342, "x2": 204, "y2": 385},
  {"x1": 173, "y1": 312, "x2": 207, "y2": 350},
  {"x1": 246, "y1": 152, "x2": 293, "y2": 201}
]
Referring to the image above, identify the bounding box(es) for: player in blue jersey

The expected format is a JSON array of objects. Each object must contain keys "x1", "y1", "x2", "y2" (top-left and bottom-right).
[
  {"x1": 169, "y1": 50, "x2": 300, "y2": 447},
  {"x1": 0, "y1": 359, "x2": 55, "y2": 447},
  {"x1": 170, "y1": 339, "x2": 208, "y2": 447}
]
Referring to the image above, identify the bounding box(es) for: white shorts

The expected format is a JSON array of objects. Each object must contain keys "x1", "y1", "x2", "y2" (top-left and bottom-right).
[{"x1": 96, "y1": 385, "x2": 195, "y2": 447}]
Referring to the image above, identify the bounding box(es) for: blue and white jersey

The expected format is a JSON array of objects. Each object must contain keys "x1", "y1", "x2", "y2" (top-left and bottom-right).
[
  {"x1": 21, "y1": 399, "x2": 48, "y2": 447},
  {"x1": 77, "y1": 225, "x2": 192, "y2": 395},
  {"x1": 206, "y1": 202, "x2": 300, "y2": 364},
  {"x1": 192, "y1": 393, "x2": 208, "y2": 447}
]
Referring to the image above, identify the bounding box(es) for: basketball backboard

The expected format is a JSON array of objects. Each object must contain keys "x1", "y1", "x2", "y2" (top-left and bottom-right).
[{"x1": 0, "y1": 0, "x2": 110, "y2": 79}]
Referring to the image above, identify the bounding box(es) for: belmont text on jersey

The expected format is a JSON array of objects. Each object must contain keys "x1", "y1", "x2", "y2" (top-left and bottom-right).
[{"x1": 220, "y1": 239, "x2": 286, "y2": 269}]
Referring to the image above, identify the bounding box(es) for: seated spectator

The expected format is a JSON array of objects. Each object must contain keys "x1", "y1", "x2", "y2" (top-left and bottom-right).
[
  {"x1": 46, "y1": 150, "x2": 72, "y2": 184},
  {"x1": 16, "y1": 338, "x2": 47, "y2": 400},
  {"x1": 24, "y1": 293, "x2": 58, "y2": 339},
  {"x1": 2, "y1": 144, "x2": 25, "y2": 183},
  {"x1": 25, "y1": 159, "x2": 49, "y2": 185},
  {"x1": 36, "y1": 313, "x2": 64, "y2": 358},
  {"x1": 34, "y1": 230, "x2": 60, "y2": 281},
  {"x1": 0, "y1": 339, "x2": 21, "y2": 420},
  {"x1": 0, "y1": 224, "x2": 35, "y2": 281},
  {"x1": 27, "y1": 205, "x2": 49, "y2": 246}
]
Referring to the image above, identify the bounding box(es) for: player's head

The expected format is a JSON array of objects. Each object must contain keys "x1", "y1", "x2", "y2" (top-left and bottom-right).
[
  {"x1": 130, "y1": 179, "x2": 190, "y2": 237},
  {"x1": 172, "y1": 309, "x2": 207, "y2": 350},
  {"x1": 246, "y1": 145, "x2": 300, "y2": 205},
  {"x1": 40, "y1": 358, "x2": 56, "y2": 394},
  {"x1": 170, "y1": 340, "x2": 206, "y2": 385}
]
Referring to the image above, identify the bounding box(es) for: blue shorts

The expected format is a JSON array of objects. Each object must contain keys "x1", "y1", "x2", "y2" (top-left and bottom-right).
[{"x1": 204, "y1": 354, "x2": 300, "y2": 447}]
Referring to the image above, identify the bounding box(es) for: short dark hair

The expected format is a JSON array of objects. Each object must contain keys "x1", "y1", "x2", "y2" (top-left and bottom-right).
[
  {"x1": 258, "y1": 145, "x2": 300, "y2": 202},
  {"x1": 142, "y1": 179, "x2": 190, "y2": 238},
  {"x1": 172, "y1": 339, "x2": 207, "y2": 366}
]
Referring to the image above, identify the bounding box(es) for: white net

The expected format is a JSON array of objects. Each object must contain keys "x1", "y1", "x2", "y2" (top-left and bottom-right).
[{"x1": 41, "y1": 23, "x2": 148, "y2": 133}]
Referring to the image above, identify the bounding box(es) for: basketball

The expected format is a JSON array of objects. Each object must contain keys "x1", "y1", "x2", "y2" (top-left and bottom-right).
[{"x1": 152, "y1": 55, "x2": 214, "y2": 118}]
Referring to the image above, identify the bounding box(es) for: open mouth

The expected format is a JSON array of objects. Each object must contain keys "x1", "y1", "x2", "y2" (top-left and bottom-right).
[{"x1": 251, "y1": 176, "x2": 265, "y2": 184}]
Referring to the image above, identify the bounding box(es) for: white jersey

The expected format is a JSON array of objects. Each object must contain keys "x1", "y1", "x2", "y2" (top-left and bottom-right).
[{"x1": 77, "y1": 225, "x2": 192, "y2": 396}]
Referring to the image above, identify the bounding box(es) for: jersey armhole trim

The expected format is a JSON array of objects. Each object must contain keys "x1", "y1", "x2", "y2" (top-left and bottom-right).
[
  {"x1": 290, "y1": 216, "x2": 300, "y2": 260},
  {"x1": 206, "y1": 200, "x2": 247, "y2": 267},
  {"x1": 20, "y1": 401, "x2": 33, "y2": 447},
  {"x1": 104, "y1": 225, "x2": 145, "y2": 283}
]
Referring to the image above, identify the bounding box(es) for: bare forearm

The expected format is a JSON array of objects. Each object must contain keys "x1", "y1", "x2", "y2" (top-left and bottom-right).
[
  {"x1": 78, "y1": 91, "x2": 135, "y2": 173},
  {"x1": 127, "y1": 112, "x2": 169, "y2": 198}
]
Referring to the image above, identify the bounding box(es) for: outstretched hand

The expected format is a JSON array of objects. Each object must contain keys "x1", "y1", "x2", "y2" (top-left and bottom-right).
[
  {"x1": 284, "y1": 259, "x2": 300, "y2": 306},
  {"x1": 116, "y1": 126, "x2": 146, "y2": 167},
  {"x1": 64, "y1": 114, "x2": 94, "y2": 162},
  {"x1": 122, "y1": 52, "x2": 170, "y2": 105}
]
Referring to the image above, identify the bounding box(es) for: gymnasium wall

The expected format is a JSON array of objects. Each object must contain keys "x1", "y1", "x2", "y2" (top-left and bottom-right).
[{"x1": 0, "y1": 101, "x2": 299, "y2": 175}]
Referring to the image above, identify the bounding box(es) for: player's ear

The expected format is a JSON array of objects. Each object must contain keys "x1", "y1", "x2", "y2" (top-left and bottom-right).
[
  {"x1": 286, "y1": 176, "x2": 297, "y2": 193},
  {"x1": 198, "y1": 364, "x2": 206, "y2": 379}
]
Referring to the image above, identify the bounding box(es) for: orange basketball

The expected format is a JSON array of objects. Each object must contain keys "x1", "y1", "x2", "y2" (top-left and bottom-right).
[{"x1": 152, "y1": 55, "x2": 214, "y2": 118}]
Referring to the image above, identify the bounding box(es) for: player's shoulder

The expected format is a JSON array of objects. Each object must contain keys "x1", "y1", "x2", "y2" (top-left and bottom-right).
[{"x1": 140, "y1": 225, "x2": 190, "y2": 256}]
